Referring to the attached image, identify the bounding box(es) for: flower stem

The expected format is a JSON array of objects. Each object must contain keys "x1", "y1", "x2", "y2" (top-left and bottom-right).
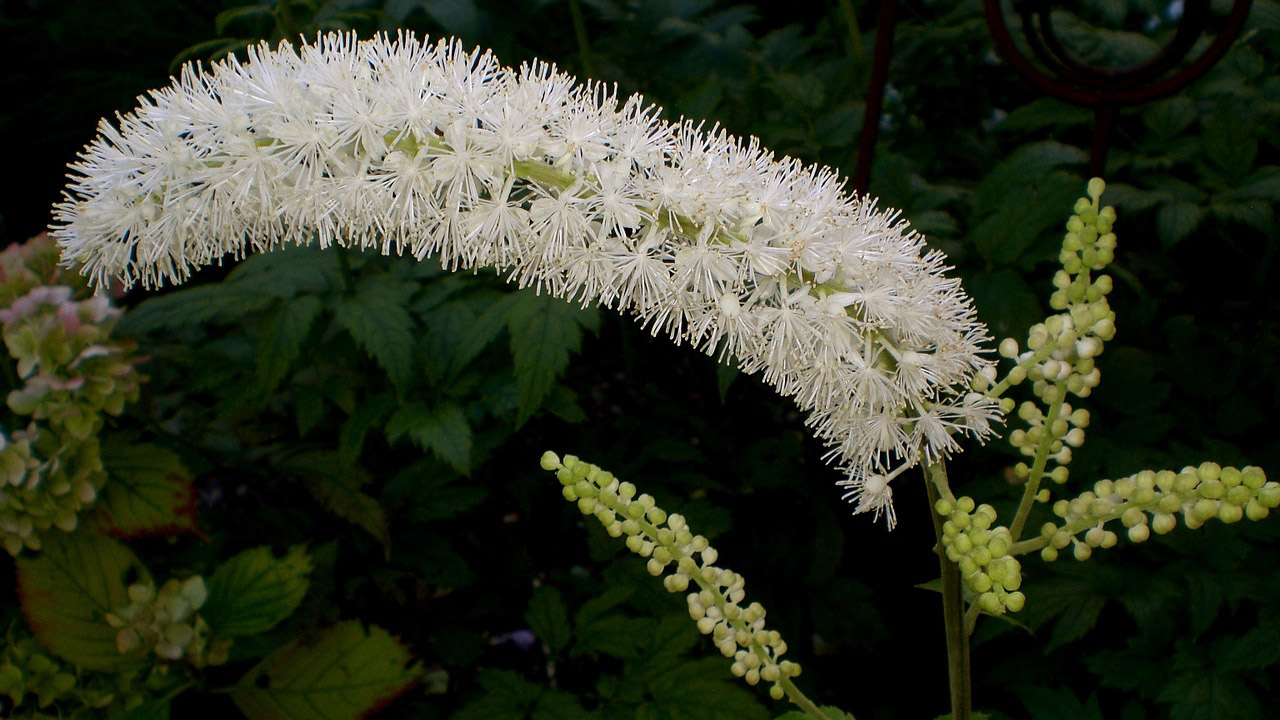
[
  {"x1": 1008, "y1": 381, "x2": 1066, "y2": 541},
  {"x1": 924, "y1": 460, "x2": 972, "y2": 720},
  {"x1": 779, "y1": 676, "x2": 837, "y2": 720}
]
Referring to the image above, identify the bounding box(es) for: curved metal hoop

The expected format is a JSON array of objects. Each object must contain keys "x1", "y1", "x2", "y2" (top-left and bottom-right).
[{"x1": 984, "y1": 0, "x2": 1253, "y2": 107}]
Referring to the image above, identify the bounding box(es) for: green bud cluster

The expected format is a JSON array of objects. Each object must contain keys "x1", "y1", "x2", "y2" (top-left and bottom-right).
[
  {"x1": 542, "y1": 451, "x2": 800, "y2": 701},
  {"x1": 1037, "y1": 463, "x2": 1278, "y2": 562},
  {"x1": 0, "y1": 635, "x2": 114, "y2": 714},
  {"x1": 105, "y1": 576, "x2": 226, "y2": 667},
  {"x1": 0, "y1": 237, "x2": 143, "y2": 556},
  {"x1": 989, "y1": 179, "x2": 1116, "y2": 502},
  {"x1": 934, "y1": 495, "x2": 1025, "y2": 614}
]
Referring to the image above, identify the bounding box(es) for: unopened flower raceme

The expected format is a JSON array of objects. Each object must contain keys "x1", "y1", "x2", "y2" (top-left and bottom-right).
[{"x1": 52, "y1": 33, "x2": 1000, "y2": 524}]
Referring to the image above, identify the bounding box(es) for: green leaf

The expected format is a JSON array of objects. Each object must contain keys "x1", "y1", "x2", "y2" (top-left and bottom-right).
[
  {"x1": 279, "y1": 450, "x2": 391, "y2": 552},
  {"x1": 120, "y1": 696, "x2": 171, "y2": 720},
  {"x1": 999, "y1": 99, "x2": 1093, "y2": 133},
  {"x1": 421, "y1": 296, "x2": 509, "y2": 382},
  {"x1": 16, "y1": 532, "x2": 151, "y2": 671},
  {"x1": 215, "y1": 4, "x2": 271, "y2": 34},
  {"x1": 90, "y1": 439, "x2": 198, "y2": 538},
  {"x1": 203, "y1": 546, "x2": 311, "y2": 637},
  {"x1": 232, "y1": 621, "x2": 421, "y2": 720},
  {"x1": 1016, "y1": 686, "x2": 1103, "y2": 720},
  {"x1": 338, "y1": 394, "x2": 397, "y2": 466},
  {"x1": 1161, "y1": 670, "x2": 1263, "y2": 720},
  {"x1": 255, "y1": 296, "x2": 324, "y2": 393},
  {"x1": 451, "y1": 669, "x2": 543, "y2": 720},
  {"x1": 503, "y1": 292, "x2": 598, "y2": 425},
  {"x1": 631, "y1": 656, "x2": 769, "y2": 720},
  {"x1": 386, "y1": 402, "x2": 472, "y2": 474},
  {"x1": 1157, "y1": 201, "x2": 1205, "y2": 249},
  {"x1": 119, "y1": 284, "x2": 275, "y2": 335},
  {"x1": 334, "y1": 279, "x2": 418, "y2": 391},
  {"x1": 525, "y1": 585, "x2": 572, "y2": 655},
  {"x1": 382, "y1": 460, "x2": 487, "y2": 523}
]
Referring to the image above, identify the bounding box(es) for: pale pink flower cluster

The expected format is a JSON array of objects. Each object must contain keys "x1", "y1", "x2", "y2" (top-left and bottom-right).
[{"x1": 52, "y1": 33, "x2": 1000, "y2": 526}]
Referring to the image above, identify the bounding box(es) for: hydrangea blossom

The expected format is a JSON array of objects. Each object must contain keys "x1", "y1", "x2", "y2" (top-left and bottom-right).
[{"x1": 51, "y1": 32, "x2": 1001, "y2": 526}]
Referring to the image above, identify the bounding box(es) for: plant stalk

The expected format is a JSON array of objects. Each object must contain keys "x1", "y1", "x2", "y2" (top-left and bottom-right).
[{"x1": 924, "y1": 460, "x2": 971, "y2": 720}]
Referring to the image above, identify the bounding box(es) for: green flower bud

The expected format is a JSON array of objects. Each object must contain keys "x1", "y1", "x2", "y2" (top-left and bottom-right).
[
  {"x1": 1218, "y1": 504, "x2": 1243, "y2": 524},
  {"x1": 539, "y1": 451, "x2": 560, "y2": 471},
  {"x1": 1152, "y1": 512, "x2": 1177, "y2": 534},
  {"x1": 1192, "y1": 498, "x2": 1218, "y2": 522},
  {"x1": 1005, "y1": 591, "x2": 1027, "y2": 613},
  {"x1": 1041, "y1": 547, "x2": 1059, "y2": 562},
  {"x1": 934, "y1": 499, "x2": 953, "y2": 517},
  {"x1": 978, "y1": 592, "x2": 1001, "y2": 614}
]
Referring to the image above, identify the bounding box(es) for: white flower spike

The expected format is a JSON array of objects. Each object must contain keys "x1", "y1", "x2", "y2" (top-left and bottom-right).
[{"x1": 51, "y1": 32, "x2": 1001, "y2": 526}]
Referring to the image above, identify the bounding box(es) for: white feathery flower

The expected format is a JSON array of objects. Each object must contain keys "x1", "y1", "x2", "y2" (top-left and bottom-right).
[{"x1": 51, "y1": 32, "x2": 1002, "y2": 528}]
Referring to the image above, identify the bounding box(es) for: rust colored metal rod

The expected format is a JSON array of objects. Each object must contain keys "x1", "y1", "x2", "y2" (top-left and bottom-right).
[
  {"x1": 983, "y1": 0, "x2": 1253, "y2": 106},
  {"x1": 854, "y1": 0, "x2": 898, "y2": 197},
  {"x1": 1031, "y1": 0, "x2": 1207, "y2": 88}
]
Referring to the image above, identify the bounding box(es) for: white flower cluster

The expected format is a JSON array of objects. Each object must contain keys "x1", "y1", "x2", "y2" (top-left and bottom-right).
[{"x1": 52, "y1": 32, "x2": 1000, "y2": 525}]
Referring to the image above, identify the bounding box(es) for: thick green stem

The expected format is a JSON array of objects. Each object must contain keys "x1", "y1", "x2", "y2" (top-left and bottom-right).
[
  {"x1": 1008, "y1": 382, "x2": 1065, "y2": 541},
  {"x1": 924, "y1": 460, "x2": 971, "y2": 720}
]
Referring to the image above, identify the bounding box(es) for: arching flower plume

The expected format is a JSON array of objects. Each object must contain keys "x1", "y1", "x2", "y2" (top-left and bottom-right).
[{"x1": 51, "y1": 32, "x2": 1001, "y2": 526}]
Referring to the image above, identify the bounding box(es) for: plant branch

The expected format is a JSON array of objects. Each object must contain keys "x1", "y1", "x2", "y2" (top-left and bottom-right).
[
  {"x1": 1008, "y1": 381, "x2": 1066, "y2": 541},
  {"x1": 924, "y1": 460, "x2": 971, "y2": 720}
]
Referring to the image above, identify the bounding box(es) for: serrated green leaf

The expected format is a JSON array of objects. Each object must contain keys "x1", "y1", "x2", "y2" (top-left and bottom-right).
[
  {"x1": 225, "y1": 245, "x2": 343, "y2": 296},
  {"x1": 421, "y1": 296, "x2": 509, "y2": 382},
  {"x1": 16, "y1": 533, "x2": 151, "y2": 671},
  {"x1": 971, "y1": 171, "x2": 1084, "y2": 265},
  {"x1": 90, "y1": 439, "x2": 198, "y2": 538},
  {"x1": 525, "y1": 586, "x2": 572, "y2": 655},
  {"x1": 119, "y1": 284, "x2": 276, "y2": 335},
  {"x1": 1161, "y1": 671, "x2": 1263, "y2": 720},
  {"x1": 203, "y1": 546, "x2": 311, "y2": 637},
  {"x1": 382, "y1": 459, "x2": 487, "y2": 522},
  {"x1": 255, "y1": 296, "x2": 323, "y2": 393},
  {"x1": 280, "y1": 450, "x2": 391, "y2": 552},
  {"x1": 502, "y1": 292, "x2": 598, "y2": 425},
  {"x1": 386, "y1": 402, "x2": 472, "y2": 474},
  {"x1": 632, "y1": 656, "x2": 769, "y2": 720},
  {"x1": 1016, "y1": 686, "x2": 1103, "y2": 720},
  {"x1": 334, "y1": 279, "x2": 418, "y2": 391},
  {"x1": 338, "y1": 394, "x2": 397, "y2": 466},
  {"x1": 452, "y1": 669, "x2": 543, "y2": 720},
  {"x1": 232, "y1": 621, "x2": 421, "y2": 720}
]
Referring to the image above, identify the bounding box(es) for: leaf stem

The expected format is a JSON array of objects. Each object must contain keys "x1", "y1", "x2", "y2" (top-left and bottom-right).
[{"x1": 924, "y1": 460, "x2": 971, "y2": 720}]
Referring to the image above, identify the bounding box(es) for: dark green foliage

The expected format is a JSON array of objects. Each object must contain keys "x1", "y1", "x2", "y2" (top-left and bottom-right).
[{"x1": 2, "y1": 0, "x2": 1278, "y2": 718}]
